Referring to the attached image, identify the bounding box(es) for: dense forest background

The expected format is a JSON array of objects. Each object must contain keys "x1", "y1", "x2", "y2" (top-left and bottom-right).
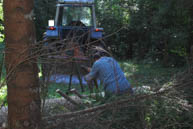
[
  {"x1": 34, "y1": 0, "x2": 193, "y2": 67},
  {"x1": 0, "y1": 0, "x2": 193, "y2": 129}
]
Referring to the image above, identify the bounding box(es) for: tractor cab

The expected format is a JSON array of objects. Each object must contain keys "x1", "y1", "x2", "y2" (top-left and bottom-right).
[
  {"x1": 46, "y1": 0, "x2": 103, "y2": 41},
  {"x1": 56, "y1": 0, "x2": 96, "y2": 27}
]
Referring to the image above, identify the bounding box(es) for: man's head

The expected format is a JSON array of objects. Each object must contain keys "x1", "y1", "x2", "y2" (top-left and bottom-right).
[{"x1": 93, "y1": 52, "x2": 101, "y2": 61}]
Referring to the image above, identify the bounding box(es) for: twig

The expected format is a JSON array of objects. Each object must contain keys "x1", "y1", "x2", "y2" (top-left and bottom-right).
[
  {"x1": 70, "y1": 89, "x2": 85, "y2": 99},
  {"x1": 44, "y1": 93, "x2": 160, "y2": 121},
  {"x1": 44, "y1": 81, "x2": 193, "y2": 122},
  {"x1": 56, "y1": 89, "x2": 80, "y2": 106}
]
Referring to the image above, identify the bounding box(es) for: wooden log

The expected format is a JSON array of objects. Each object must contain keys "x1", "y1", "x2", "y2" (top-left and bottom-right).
[
  {"x1": 56, "y1": 89, "x2": 79, "y2": 106},
  {"x1": 45, "y1": 81, "x2": 192, "y2": 122},
  {"x1": 70, "y1": 89, "x2": 85, "y2": 99}
]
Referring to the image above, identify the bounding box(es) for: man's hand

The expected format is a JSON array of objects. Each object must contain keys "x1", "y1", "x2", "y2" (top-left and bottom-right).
[{"x1": 81, "y1": 65, "x2": 91, "y2": 72}]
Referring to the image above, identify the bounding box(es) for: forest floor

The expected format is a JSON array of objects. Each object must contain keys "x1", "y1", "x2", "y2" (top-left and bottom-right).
[
  {"x1": 45, "y1": 60, "x2": 187, "y2": 98},
  {"x1": 0, "y1": 60, "x2": 188, "y2": 127}
]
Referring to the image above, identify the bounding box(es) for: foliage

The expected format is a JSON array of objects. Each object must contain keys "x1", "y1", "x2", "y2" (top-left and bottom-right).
[
  {"x1": 128, "y1": 0, "x2": 192, "y2": 66},
  {"x1": 33, "y1": 0, "x2": 193, "y2": 66},
  {"x1": 0, "y1": 86, "x2": 7, "y2": 106},
  {"x1": 94, "y1": 0, "x2": 193, "y2": 66},
  {"x1": 95, "y1": 0, "x2": 132, "y2": 59},
  {"x1": 34, "y1": 0, "x2": 56, "y2": 40},
  {"x1": 0, "y1": 2, "x2": 5, "y2": 107}
]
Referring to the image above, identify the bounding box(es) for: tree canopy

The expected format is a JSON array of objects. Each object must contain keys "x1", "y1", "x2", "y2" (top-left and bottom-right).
[{"x1": 33, "y1": 0, "x2": 193, "y2": 66}]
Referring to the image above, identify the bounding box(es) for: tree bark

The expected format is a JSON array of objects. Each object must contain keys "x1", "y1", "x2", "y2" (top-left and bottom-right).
[
  {"x1": 163, "y1": 40, "x2": 169, "y2": 67},
  {"x1": 185, "y1": 2, "x2": 193, "y2": 64},
  {"x1": 3, "y1": 0, "x2": 41, "y2": 129},
  {"x1": 189, "y1": 6, "x2": 193, "y2": 64}
]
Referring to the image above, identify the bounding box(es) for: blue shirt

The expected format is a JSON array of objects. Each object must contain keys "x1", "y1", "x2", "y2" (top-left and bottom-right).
[{"x1": 85, "y1": 57, "x2": 132, "y2": 94}]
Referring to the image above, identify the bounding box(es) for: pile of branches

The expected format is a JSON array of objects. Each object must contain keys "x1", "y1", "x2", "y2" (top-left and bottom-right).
[{"x1": 42, "y1": 68, "x2": 193, "y2": 129}]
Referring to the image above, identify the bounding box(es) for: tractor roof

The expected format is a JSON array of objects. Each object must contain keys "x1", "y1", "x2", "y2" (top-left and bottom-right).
[{"x1": 58, "y1": 0, "x2": 94, "y2": 4}]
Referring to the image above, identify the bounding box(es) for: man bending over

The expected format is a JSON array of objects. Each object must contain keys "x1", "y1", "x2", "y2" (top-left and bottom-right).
[{"x1": 84, "y1": 52, "x2": 133, "y2": 95}]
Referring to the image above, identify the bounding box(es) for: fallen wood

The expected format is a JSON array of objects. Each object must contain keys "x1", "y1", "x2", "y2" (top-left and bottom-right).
[
  {"x1": 44, "y1": 81, "x2": 192, "y2": 121},
  {"x1": 56, "y1": 89, "x2": 80, "y2": 106},
  {"x1": 70, "y1": 89, "x2": 85, "y2": 99},
  {"x1": 43, "y1": 93, "x2": 155, "y2": 121}
]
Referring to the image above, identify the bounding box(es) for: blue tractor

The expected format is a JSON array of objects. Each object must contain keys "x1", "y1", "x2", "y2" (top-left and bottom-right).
[
  {"x1": 44, "y1": 0, "x2": 105, "y2": 54},
  {"x1": 41, "y1": 0, "x2": 106, "y2": 92}
]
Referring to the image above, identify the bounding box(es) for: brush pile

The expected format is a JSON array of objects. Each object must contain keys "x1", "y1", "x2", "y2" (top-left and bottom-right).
[{"x1": 42, "y1": 67, "x2": 193, "y2": 129}]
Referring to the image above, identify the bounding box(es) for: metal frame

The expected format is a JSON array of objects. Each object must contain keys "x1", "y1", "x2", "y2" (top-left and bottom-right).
[
  {"x1": 92, "y1": 4, "x2": 96, "y2": 28},
  {"x1": 58, "y1": 0, "x2": 94, "y2": 4},
  {"x1": 55, "y1": 3, "x2": 96, "y2": 27},
  {"x1": 55, "y1": 6, "x2": 60, "y2": 26}
]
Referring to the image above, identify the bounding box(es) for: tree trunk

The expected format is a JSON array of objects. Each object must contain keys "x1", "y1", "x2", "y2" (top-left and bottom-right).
[
  {"x1": 185, "y1": 2, "x2": 193, "y2": 64},
  {"x1": 3, "y1": 0, "x2": 41, "y2": 129},
  {"x1": 189, "y1": 6, "x2": 193, "y2": 64},
  {"x1": 190, "y1": 45, "x2": 193, "y2": 64},
  {"x1": 163, "y1": 40, "x2": 169, "y2": 67}
]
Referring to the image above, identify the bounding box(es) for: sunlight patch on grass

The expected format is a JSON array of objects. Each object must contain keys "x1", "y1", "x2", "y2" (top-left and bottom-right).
[
  {"x1": 120, "y1": 61, "x2": 138, "y2": 78},
  {"x1": 119, "y1": 60, "x2": 185, "y2": 87}
]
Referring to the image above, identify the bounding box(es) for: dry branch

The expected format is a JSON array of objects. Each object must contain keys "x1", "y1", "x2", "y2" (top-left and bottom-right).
[
  {"x1": 44, "y1": 80, "x2": 193, "y2": 122},
  {"x1": 44, "y1": 92, "x2": 164, "y2": 121},
  {"x1": 56, "y1": 89, "x2": 80, "y2": 106}
]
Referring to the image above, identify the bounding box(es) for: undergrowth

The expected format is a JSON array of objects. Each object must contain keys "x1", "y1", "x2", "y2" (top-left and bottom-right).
[
  {"x1": 44, "y1": 60, "x2": 186, "y2": 98},
  {"x1": 44, "y1": 67, "x2": 193, "y2": 129}
]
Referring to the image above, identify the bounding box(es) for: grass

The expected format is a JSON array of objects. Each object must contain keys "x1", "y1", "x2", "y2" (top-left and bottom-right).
[
  {"x1": 45, "y1": 82, "x2": 103, "y2": 99},
  {"x1": 0, "y1": 58, "x2": 187, "y2": 100},
  {"x1": 44, "y1": 60, "x2": 186, "y2": 98},
  {"x1": 120, "y1": 60, "x2": 186, "y2": 88}
]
